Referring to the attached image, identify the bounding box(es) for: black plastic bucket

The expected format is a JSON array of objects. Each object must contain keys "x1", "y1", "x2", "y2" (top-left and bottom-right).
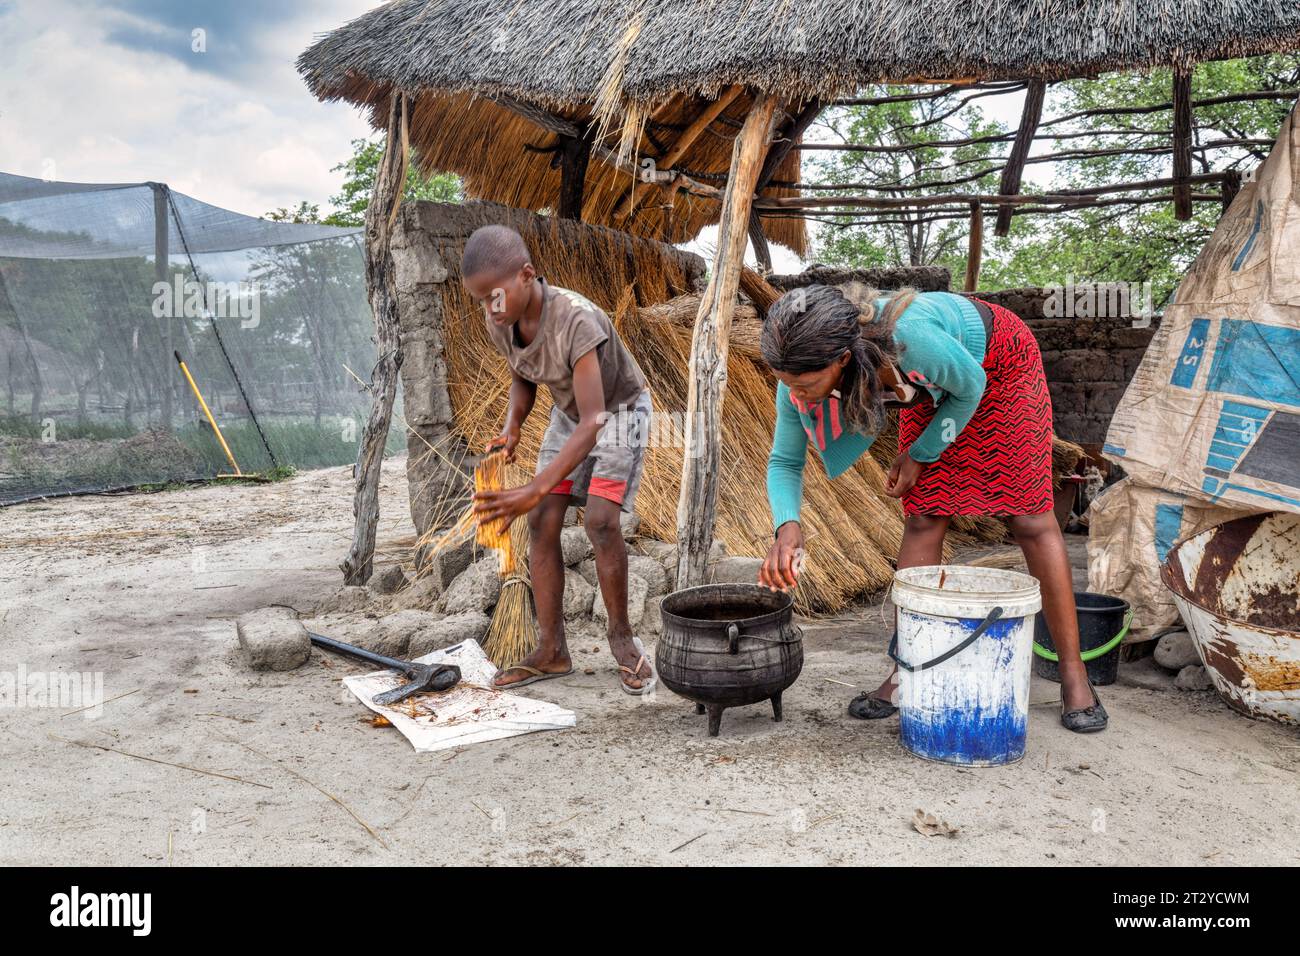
[{"x1": 1032, "y1": 591, "x2": 1130, "y2": 686}]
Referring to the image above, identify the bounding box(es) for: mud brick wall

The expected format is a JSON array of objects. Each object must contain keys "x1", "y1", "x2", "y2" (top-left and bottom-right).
[{"x1": 969, "y1": 288, "x2": 1160, "y2": 445}]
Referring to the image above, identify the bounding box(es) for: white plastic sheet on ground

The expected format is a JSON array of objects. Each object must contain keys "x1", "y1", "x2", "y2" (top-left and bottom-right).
[{"x1": 343, "y1": 640, "x2": 575, "y2": 752}]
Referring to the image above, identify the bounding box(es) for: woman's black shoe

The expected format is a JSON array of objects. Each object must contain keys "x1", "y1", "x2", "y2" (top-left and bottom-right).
[
  {"x1": 1061, "y1": 679, "x2": 1109, "y2": 733},
  {"x1": 848, "y1": 691, "x2": 898, "y2": 720}
]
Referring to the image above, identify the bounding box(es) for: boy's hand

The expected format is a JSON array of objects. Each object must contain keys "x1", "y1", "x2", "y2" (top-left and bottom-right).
[
  {"x1": 473, "y1": 482, "x2": 542, "y2": 529},
  {"x1": 760, "y1": 521, "x2": 805, "y2": 592},
  {"x1": 486, "y1": 429, "x2": 520, "y2": 464}
]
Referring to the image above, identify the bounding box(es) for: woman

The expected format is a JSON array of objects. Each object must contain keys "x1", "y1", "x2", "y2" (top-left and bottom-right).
[{"x1": 757, "y1": 283, "x2": 1107, "y2": 733}]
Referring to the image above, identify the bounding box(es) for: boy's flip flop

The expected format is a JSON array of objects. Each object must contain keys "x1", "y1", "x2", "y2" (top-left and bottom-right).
[
  {"x1": 493, "y1": 664, "x2": 574, "y2": 689},
  {"x1": 618, "y1": 637, "x2": 657, "y2": 696}
]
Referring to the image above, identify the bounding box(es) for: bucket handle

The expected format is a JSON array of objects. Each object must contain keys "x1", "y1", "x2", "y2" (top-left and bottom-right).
[
  {"x1": 1032, "y1": 608, "x2": 1132, "y2": 663},
  {"x1": 727, "y1": 622, "x2": 739, "y2": 655},
  {"x1": 888, "y1": 606, "x2": 1004, "y2": 673}
]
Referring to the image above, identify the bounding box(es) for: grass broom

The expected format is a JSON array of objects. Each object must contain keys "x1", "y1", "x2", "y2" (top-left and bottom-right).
[{"x1": 474, "y1": 451, "x2": 539, "y2": 669}]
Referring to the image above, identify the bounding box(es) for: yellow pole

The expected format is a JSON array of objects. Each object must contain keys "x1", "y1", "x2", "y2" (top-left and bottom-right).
[{"x1": 174, "y1": 350, "x2": 242, "y2": 476}]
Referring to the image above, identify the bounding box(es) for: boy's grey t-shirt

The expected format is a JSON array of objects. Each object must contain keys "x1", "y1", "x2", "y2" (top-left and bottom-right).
[{"x1": 486, "y1": 277, "x2": 647, "y2": 421}]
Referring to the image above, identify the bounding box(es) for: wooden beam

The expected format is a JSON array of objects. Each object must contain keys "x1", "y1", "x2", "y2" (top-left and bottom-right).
[
  {"x1": 996, "y1": 80, "x2": 1045, "y2": 235},
  {"x1": 674, "y1": 92, "x2": 780, "y2": 589},
  {"x1": 1220, "y1": 169, "x2": 1242, "y2": 215},
  {"x1": 747, "y1": 207, "x2": 772, "y2": 272},
  {"x1": 489, "y1": 93, "x2": 727, "y2": 205},
  {"x1": 612, "y1": 86, "x2": 743, "y2": 221},
  {"x1": 964, "y1": 202, "x2": 983, "y2": 292},
  {"x1": 1172, "y1": 67, "x2": 1194, "y2": 221},
  {"x1": 557, "y1": 122, "x2": 592, "y2": 220},
  {"x1": 341, "y1": 91, "x2": 408, "y2": 585}
]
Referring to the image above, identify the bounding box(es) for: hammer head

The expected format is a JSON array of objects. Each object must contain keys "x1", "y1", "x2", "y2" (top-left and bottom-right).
[{"x1": 372, "y1": 663, "x2": 462, "y2": 706}]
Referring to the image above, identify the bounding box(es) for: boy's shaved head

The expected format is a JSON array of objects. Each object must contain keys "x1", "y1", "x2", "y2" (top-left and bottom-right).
[{"x1": 462, "y1": 225, "x2": 530, "y2": 280}]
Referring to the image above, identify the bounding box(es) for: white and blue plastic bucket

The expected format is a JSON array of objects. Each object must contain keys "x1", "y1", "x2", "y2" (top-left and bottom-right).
[{"x1": 891, "y1": 566, "x2": 1042, "y2": 766}]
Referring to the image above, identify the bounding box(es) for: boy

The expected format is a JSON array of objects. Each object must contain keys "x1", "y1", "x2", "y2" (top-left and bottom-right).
[{"x1": 463, "y1": 225, "x2": 655, "y2": 694}]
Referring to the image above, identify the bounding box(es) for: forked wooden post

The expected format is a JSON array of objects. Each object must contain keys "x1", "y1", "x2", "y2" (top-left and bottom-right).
[
  {"x1": 341, "y1": 91, "x2": 409, "y2": 584},
  {"x1": 674, "y1": 92, "x2": 780, "y2": 589}
]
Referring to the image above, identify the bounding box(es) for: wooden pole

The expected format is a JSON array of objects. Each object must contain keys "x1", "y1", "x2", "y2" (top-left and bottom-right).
[
  {"x1": 1172, "y1": 66, "x2": 1194, "y2": 221},
  {"x1": 995, "y1": 80, "x2": 1045, "y2": 236},
  {"x1": 341, "y1": 91, "x2": 409, "y2": 585},
  {"x1": 557, "y1": 122, "x2": 592, "y2": 220},
  {"x1": 674, "y1": 92, "x2": 779, "y2": 589},
  {"x1": 152, "y1": 183, "x2": 173, "y2": 431},
  {"x1": 963, "y1": 201, "x2": 983, "y2": 292}
]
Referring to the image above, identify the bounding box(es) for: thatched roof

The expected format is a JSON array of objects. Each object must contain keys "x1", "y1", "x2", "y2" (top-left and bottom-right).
[
  {"x1": 299, "y1": 0, "x2": 1300, "y2": 256},
  {"x1": 299, "y1": 2, "x2": 809, "y2": 254}
]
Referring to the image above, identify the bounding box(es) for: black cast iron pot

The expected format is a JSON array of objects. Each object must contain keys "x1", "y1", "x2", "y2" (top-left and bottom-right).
[{"x1": 655, "y1": 583, "x2": 803, "y2": 736}]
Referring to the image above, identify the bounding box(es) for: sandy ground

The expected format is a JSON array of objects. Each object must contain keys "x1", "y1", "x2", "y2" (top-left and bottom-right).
[{"x1": 2, "y1": 458, "x2": 1298, "y2": 866}]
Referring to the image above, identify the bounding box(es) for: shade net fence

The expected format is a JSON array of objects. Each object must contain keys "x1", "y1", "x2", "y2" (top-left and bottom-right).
[{"x1": 0, "y1": 172, "x2": 400, "y2": 504}]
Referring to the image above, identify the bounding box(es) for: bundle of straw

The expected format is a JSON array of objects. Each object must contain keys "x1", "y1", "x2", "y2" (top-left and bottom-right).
[{"x1": 475, "y1": 451, "x2": 539, "y2": 668}]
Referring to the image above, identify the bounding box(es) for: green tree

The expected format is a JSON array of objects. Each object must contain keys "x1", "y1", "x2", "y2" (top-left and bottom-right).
[
  {"x1": 805, "y1": 55, "x2": 1299, "y2": 302},
  {"x1": 322, "y1": 138, "x2": 462, "y2": 227},
  {"x1": 808, "y1": 88, "x2": 1006, "y2": 268}
]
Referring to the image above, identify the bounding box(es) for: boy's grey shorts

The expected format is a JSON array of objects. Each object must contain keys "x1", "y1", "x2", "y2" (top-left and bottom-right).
[{"x1": 536, "y1": 388, "x2": 652, "y2": 513}]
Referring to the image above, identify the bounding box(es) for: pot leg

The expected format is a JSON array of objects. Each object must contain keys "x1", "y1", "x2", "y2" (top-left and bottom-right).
[
  {"x1": 706, "y1": 705, "x2": 724, "y2": 737},
  {"x1": 695, "y1": 703, "x2": 705, "y2": 715},
  {"x1": 771, "y1": 692, "x2": 783, "y2": 723}
]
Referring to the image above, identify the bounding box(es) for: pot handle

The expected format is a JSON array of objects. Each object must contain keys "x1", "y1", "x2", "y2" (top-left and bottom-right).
[{"x1": 727, "y1": 622, "x2": 740, "y2": 655}]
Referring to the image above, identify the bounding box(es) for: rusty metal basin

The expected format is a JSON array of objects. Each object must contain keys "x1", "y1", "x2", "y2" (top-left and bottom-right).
[{"x1": 1160, "y1": 511, "x2": 1300, "y2": 723}]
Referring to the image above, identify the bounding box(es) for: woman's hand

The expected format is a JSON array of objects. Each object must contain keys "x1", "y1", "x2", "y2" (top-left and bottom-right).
[
  {"x1": 885, "y1": 453, "x2": 927, "y2": 498},
  {"x1": 760, "y1": 521, "x2": 805, "y2": 592}
]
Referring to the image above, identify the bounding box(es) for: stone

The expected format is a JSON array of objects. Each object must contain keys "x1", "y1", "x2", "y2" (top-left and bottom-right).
[
  {"x1": 1175, "y1": 664, "x2": 1214, "y2": 692},
  {"x1": 236, "y1": 606, "x2": 310, "y2": 671},
  {"x1": 563, "y1": 569, "x2": 596, "y2": 620},
  {"x1": 364, "y1": 609, "x2": 445, "y2": 657},
  {"x1": 1154, "y1": 630, "x2": 1200, "y2": 671},
  {"x1": 577, "y1": 558, "x2": 599, "y2": 589},
  {"x1": 419, "y1": 536, "x2": 475, "y2": 592},
  {"x1": 314, "y1": 585, "x2": 370, "y2": 615},
  {"x1": 564, "y1": 506, "x2": 581, "y2": 526},
  {"x1": 560, "y1": 526, "x2": 594, "y2": 567},
  {"x1": 628, "y1": 554, "x2": 669, "y2": 597},
  {"x1": 370, "y1": 564, "x2": 409, "y2": 595},
  {"x1": 642, "y1": 594, "x2": 663, "y2": 636},
  {"x1": 592, "y1": 571, "x2": 649, "y2": 630},
  {"x1": 407, "y1": 611, "x2": 491, "y2": 658},
  {"x1": 619, "y1": 512, "x2": 641, "y2": 540},
  {"x1": 636, "y1": 539, "x2": 675, "y2": 563},
  {"x1": 708, "y1": 555, "x2": 764, "y2": 586},
  {"x1": 438, "y1": 556, "x2": 503, "y2": 615},
  {"x1": 390, "y1": 574, "x2": 443, "y2": 611}
]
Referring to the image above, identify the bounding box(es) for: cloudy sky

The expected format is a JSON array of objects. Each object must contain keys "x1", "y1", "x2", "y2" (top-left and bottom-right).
[
  {"x1": 0, "y1": 0, "x2": 1029, "y2": 270},
  {"x1": 0, "y1": 0, "x2": 378, "y2": 218}
]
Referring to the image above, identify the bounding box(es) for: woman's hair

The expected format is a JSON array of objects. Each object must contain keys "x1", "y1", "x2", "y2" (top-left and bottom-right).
[{"x1": 760, "y1": 282, "x2": 915, "y2": 435}]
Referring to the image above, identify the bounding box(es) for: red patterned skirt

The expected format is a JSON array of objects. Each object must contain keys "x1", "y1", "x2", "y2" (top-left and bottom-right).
[{"x1": 898, "y1": 300, "x2": 1053, "y2": 516}]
